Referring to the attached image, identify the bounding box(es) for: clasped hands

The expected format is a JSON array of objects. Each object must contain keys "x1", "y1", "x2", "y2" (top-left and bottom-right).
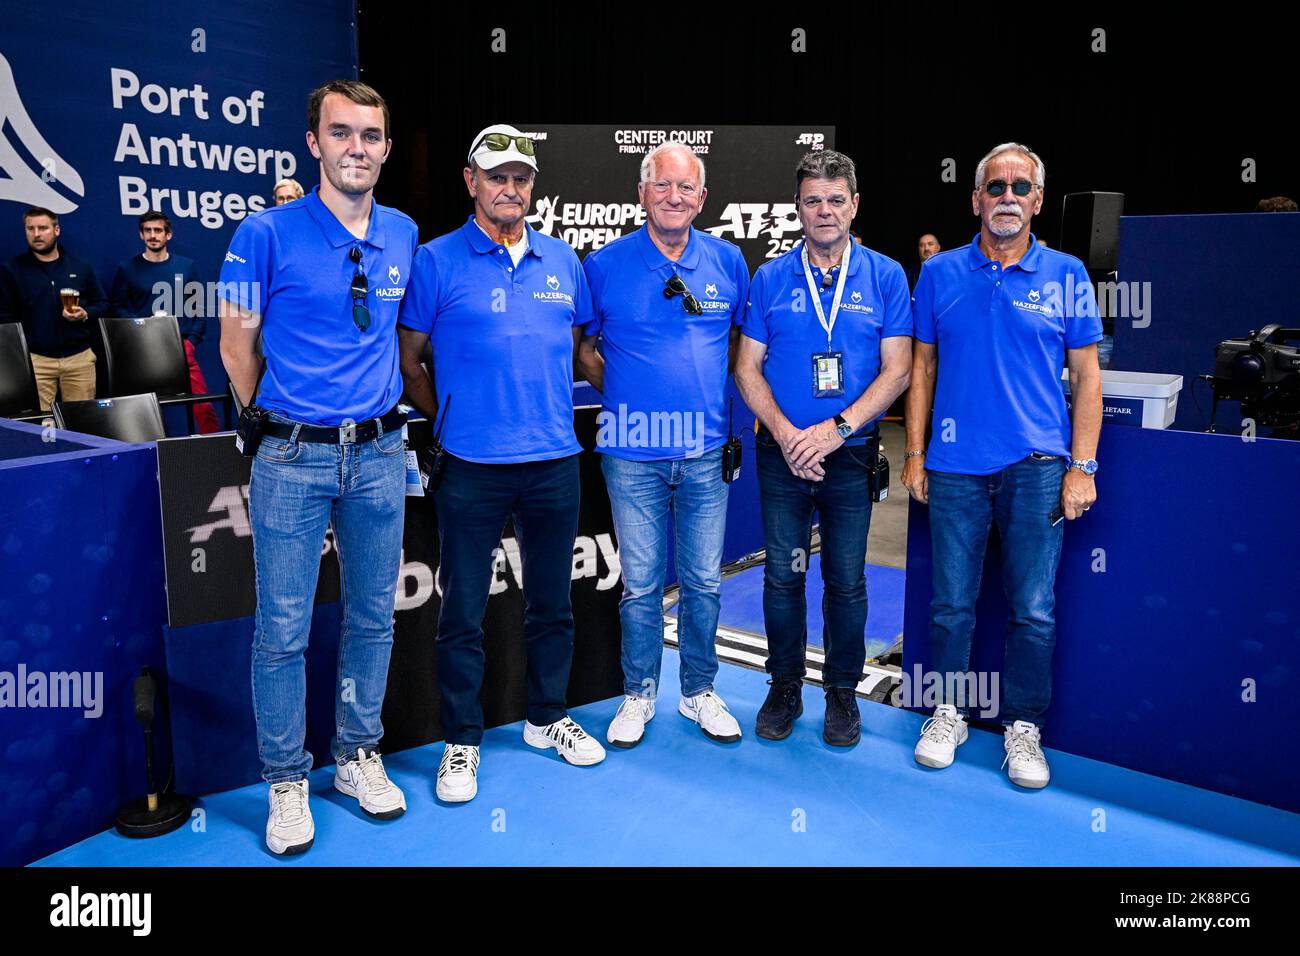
[{"x1": 776, "y1": 418, "x2": 843, "y2": 481}]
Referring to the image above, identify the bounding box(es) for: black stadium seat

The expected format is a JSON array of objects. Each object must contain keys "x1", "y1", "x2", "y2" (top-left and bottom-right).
[
  {"x1": 53, "y1": 392, "x2": 166, "y2": 443},
  {"x1": 0, "y1": 322, "x2": 49, "y2": 422},
  {"x1": 99, "y1": 315, "x2": 232, "y2": 430}
]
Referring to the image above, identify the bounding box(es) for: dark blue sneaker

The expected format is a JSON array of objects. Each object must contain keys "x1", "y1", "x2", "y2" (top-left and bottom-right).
[
  {"x1": 756, "y1": 677, "x2": 803, "y2": 740},
  {"x1": 823, "y1": 687, "x2": 861, "y2": 746}
]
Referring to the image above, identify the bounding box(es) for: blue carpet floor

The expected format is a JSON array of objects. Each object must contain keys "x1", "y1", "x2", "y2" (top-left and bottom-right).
[
  {"x1": 674, "y1": 560, "x2": 906, "y2": 659},
  {"x1": 35, "y1": 649, "x2": 1300, "y2": 867}
]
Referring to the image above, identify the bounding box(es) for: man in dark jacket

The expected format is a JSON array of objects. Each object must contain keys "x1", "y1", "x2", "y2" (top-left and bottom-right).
[
  {"x1": 110, "y1": 210, "x2": 218, "y2": 432},
  {"x1": 0, "y1": 207, "x2": 106, "y2": 409}
]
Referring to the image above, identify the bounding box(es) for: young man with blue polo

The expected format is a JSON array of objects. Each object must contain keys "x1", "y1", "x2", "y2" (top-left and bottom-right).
[
  {"x1": 736, "y1": 150, "x2": 912, "y2": 746},
  {"x1": 219, "y1": 80, "x2": 417, "y2": 854},
  {"x1": 397, "y1": 124, "x2": 605, "y2": 804},
  {"x1": 903, "y1": 142, "x2": 1103, "y2": 789},
  {"x1": 576, "y1": 142, "x2": 750, "y2": 748}
]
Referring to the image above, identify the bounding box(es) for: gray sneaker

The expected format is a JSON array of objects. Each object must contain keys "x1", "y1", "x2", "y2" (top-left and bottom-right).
[
  {"x1": 1002, "y1": 720, "x2": 1051, "y2": 788},
  {"x1": 914, "y1": 705, "x2": 968, "y2": 769},
  {"x1": 266, "y1": 778, "x2": 314, "y2": 855},
  {"x1": 335, "y1": 748, "x2": 407, "y2": 819}
]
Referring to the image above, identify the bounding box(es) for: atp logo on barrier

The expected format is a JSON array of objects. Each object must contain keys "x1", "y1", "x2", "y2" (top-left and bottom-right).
[{"x1": 0, "y1": 53, "x2": 85, "y2": 213}]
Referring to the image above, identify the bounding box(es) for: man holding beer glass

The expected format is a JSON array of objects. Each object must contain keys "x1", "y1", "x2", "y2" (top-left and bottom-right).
[{"x1": 0, "y1": 207, "x2": 106, "y2": 409}]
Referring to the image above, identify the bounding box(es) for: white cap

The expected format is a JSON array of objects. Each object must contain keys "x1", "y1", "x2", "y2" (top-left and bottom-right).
[{"x1": 467, "y1": 124, "x2": 538, "y2": 172}]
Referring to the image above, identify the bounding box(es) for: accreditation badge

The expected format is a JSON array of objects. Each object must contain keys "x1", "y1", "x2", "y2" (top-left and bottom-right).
[
  {"x1": 812, "y1": 351, "x2": 845, "y2": 397},
  {"x1": 400, "y1": 420, "x2": 424, "y2": 496}
]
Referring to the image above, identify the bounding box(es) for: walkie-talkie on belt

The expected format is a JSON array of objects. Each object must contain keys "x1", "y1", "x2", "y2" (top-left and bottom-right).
[
  {"x1": 418, "y1": 394, "x2": 452, "y2": 493},
  {"x1": 721, "y1": 397, "x2": 742, "y2": 483}
]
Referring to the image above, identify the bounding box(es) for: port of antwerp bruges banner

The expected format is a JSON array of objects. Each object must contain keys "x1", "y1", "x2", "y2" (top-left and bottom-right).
[
  {"x1": 0, "y1": 0, "x2": 355, "y2": 395},
  {"x1": 516, "y1": 125, "x2": 836, "y2": 269}
]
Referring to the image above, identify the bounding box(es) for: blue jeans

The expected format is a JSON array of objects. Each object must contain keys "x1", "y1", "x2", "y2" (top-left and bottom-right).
[
  {"x1": 248, "y1": 411, "x2": 407, "y2": 784},
  {"x1": 601, "y1": 448, "x2": 729, "y2": 700},
  {"x1": 926, "y1": 455, "x2": 1067, "y2": 727},
  {"x1": 434, "y1": 453, "x2": 580, "y2": 744},
  {"x1": 755, "y1": 431, "x2": 875, "y2": 689}
]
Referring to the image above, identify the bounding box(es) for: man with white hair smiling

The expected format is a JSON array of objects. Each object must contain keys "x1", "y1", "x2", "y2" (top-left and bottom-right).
[
  {"x1": 902, "y1": 142, "x2": 1103, "y2": 789},
  {"x1": 577, "y1": 142, "x2": 750, "y2": 749}
]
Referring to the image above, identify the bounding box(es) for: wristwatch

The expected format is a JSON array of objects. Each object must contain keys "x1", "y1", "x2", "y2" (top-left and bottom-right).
[
  {"x1": 833, "y1": 414, "x2": 854, "y2": 439},
  {"x1": 1069, "y1": 458, "x2": 1099, "y2": 476},
  {"x1": 903, "y1": 449, "x2": 926, "y2": 460}
]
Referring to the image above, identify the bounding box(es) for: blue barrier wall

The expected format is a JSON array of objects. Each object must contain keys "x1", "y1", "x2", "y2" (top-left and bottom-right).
[
  {"x1": 166, "y1": 605, "x2": 343, "y2": 798},
  {"x1": 1112, "y1": 212, "x2": 1300, "y2": 432},
  {"x1": 0, "y1": 421, "x2": 167, "y2": 866},
  {"x1": 903, "y1": 425, "x2": 1300, "y2": 814}
]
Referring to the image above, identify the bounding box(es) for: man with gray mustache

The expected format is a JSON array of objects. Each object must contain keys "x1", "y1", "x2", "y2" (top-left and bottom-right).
[{"x1": 902, "y1": 142, "x2": 1103, "y2": 789}]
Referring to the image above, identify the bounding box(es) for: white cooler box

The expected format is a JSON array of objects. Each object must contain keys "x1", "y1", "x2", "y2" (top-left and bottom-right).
[{"x1": 1060, "y1": 369, "x2": 1183, "y2": 428}]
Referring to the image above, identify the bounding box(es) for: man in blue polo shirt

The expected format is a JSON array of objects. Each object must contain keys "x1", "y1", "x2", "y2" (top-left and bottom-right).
[
  {"x1": 903, "y1": 142, "x2": 1102, "y2": 789},
  {"x1": 576, "y1": 142, "x2": 750, "y2": 748},
  {"x1": 736, "y1": 150, "x2": 912, "y2": 747},
  {"x1": 219, "y1": 80, "x2": 417, "y2": 854},
  {"x1": 397, "y1": 124, "x2": 606, "y2": 804}
]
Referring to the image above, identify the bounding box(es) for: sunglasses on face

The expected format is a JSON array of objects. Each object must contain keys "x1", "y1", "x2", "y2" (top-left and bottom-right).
[
  {"x1": 474, "y1": 132, "x2": 536, "y2": 157},
  {"x1": 984, "y1": 179, "x2": 1037, "y2": 197},
  {"x1": 350, "y1": 254, "x2": 371, "y2": 332},
  {"x1": 663, "y1": 273, "x2": 703, "y2": 315}
]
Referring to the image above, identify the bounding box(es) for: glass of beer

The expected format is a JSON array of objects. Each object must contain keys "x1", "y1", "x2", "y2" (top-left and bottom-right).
[{"x1": 60, "y1": 288, "x2": 80, "y2": 314}]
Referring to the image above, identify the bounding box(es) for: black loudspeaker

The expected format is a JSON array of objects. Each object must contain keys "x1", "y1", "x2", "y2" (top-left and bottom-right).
[{"x1": 1059, "y1": 191, "x2": 1124, "y2": 272}]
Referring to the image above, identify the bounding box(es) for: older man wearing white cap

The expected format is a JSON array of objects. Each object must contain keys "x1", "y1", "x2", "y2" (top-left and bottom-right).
[{"x1": 397, "y1": 124, "x2": 605, "y2": 803}]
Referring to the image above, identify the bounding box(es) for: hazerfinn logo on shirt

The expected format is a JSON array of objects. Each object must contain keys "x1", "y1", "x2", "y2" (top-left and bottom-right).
[
  {"x1": 697, "y1": 278, "x2": 733, "y2": 313},
  {"x1": 375, "y1": 263, "x2": 405, "y2": 300},
  {"x1": 1012, "y1": 289, "x2": 1054, "y2": 316},
  {"x1": 533, "y1": 274, "x2": 573, "y2": 305},
  {"x1": 838, "y1": 288, "x2": 874, "y2": 315}
]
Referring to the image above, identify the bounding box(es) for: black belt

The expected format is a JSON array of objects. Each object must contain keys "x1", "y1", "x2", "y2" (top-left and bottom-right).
[{"x1": 263, "y1": 407, "x2": 406, "y2": 444}]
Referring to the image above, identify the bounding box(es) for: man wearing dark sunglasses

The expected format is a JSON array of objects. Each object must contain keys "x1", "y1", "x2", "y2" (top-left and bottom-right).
[
  {"x1": 219, "y1": 80, "x2": 418, "y2": 854},
  {"x1": 576, "y1": 142, "x2": 750, "y2": 749},
  {"x1": 902, "y1": 142, "x2": 1103, "y2": 790},
  {"x1": 396, "y1": 123, "x2": 605, "y2": 804}
]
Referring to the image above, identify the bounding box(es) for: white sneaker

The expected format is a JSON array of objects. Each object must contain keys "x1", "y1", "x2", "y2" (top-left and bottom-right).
[
  {"x1": 678, "y1": 691, "x2": 742, "y2": 742},
  {"x1": 266, "y1": 778, "x2": 314, "y2": 855},
  {"x1": 524, "y1": 716, "x2": 607, "y2": 766},
  {"x1": 334, "y1": 748, "x2": 406, "y2": 819},
  {"x1": 914, "y1": 704, "x2": 969, "y2": 769},
  {"x1": 436, "y1": 743, "x2": 480, "y2": 802},
  {"x1": 1002, "y1": 720, "x2": 1051, "y2": 789},
  {"x1": 606, "y1": 695, "x2": 656, "y2": 748}
]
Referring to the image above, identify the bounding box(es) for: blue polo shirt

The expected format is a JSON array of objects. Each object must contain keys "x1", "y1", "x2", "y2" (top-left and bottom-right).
[
  {"x1": 743, "y1": 239, "x2": 912, "y2": 441},
  {"x1": 218, "y1": 185, "x2": 418, "y2": 426},
  {"x1": 396, "y1": 216, "x2": 590, "y2": 464},
  {"x1": 583, "y1": 225, "x2": 749, "y2": 461},
  {"x1": 913, "y1": 234, "x2": 1103, "y2": 475}
]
